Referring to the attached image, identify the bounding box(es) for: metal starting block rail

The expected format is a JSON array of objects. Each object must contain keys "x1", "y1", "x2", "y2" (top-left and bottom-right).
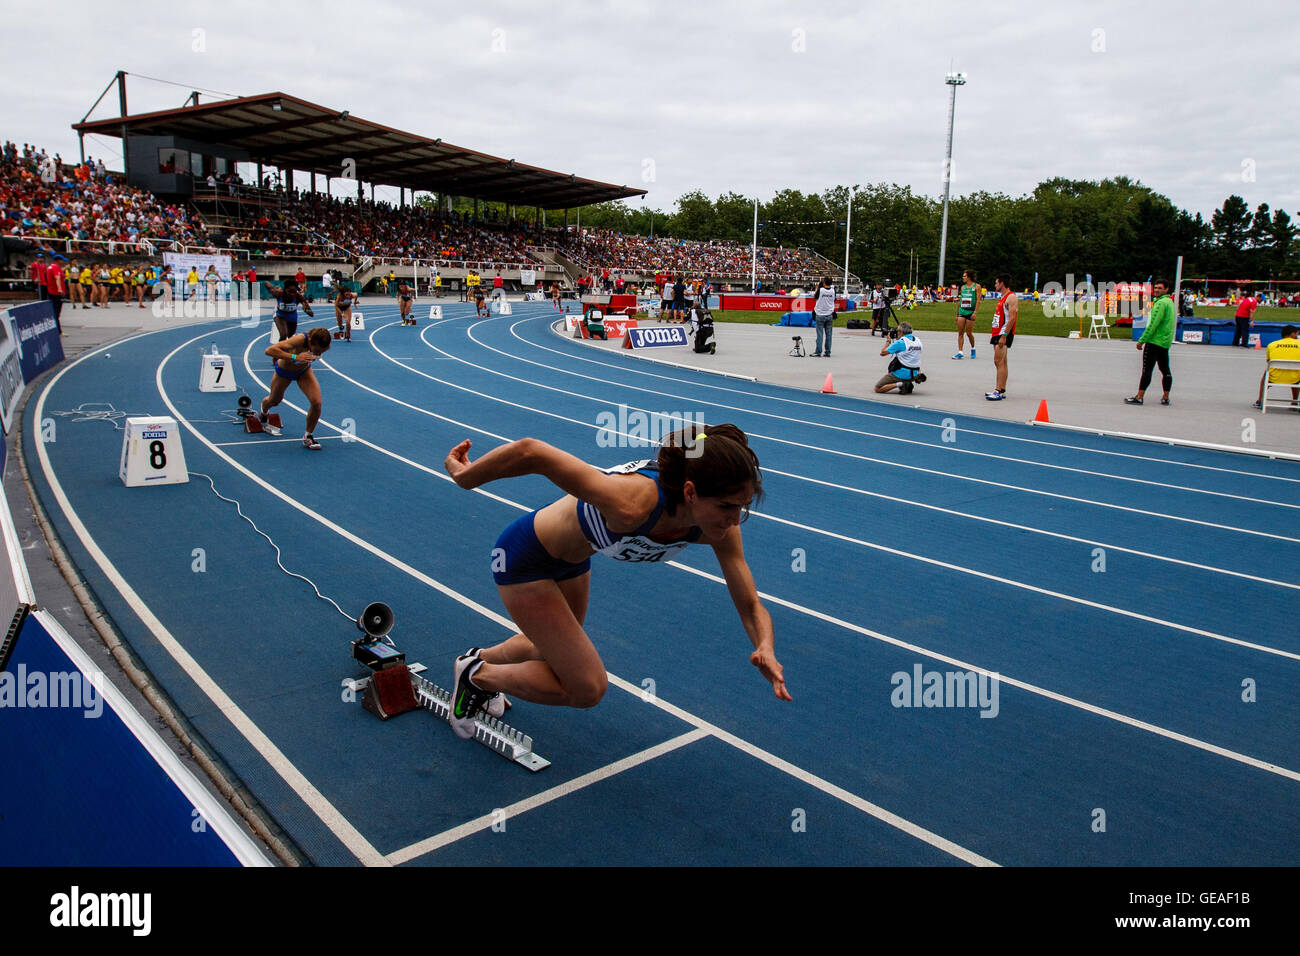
[
  {"x1": 343, "y1": 664, "x2": 550, "y2": 772},
  {"x1": 412, "y1": 673, "x2": 550, "y2": 772}
]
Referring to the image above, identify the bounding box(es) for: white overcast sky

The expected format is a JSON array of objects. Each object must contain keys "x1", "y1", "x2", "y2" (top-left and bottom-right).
[{"x1": 5, "y1": 0, "x2": 1297, "y2": 219}]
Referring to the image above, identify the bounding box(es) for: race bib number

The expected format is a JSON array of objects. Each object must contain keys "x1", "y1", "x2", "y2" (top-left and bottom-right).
[{"x1": 605, "y1": 535, "x2": 689, "y2": 563}]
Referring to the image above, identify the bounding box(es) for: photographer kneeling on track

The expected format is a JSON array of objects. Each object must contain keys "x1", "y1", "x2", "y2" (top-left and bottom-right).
[
  {"x1": 875, "y1": 322, "x2": 927, "y2": 395},
  {"x1": 688, "y1": 303, "x2": 716, "y2": 354}
]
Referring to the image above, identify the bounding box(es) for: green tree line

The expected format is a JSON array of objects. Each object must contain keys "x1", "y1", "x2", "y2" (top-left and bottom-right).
[{"x1": 570, "y1": 180, "x2": 1297, "y2": 287}]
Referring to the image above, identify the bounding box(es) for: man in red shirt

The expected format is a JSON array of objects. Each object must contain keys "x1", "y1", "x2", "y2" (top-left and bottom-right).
[
  {"x1": 30, "y1": 253, "x2": 48, "y2": 300},
  {"x1": 1232, "y1": 287, "x2": 1258, "y2": 348},
  {"x1": 45, "y1": 254, "x2": 68, "y2": 334},
  {"x1": 295, "y1": 268, "x2": 306, "y2": 288},
  {"x1": 985, "y1": 274, "x2": 1018, "y2": 401}
]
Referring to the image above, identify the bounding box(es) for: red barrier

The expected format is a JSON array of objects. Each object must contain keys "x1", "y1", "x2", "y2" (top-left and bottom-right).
[
  {"x1": 720, "y1": 294, "x2": 850, "y2": 312},
  {"x1": 720, "y1": 294, "x2": 755, "y2": 310},
  {"x1": 582, "y1": 294, "x2": 637, "y2": 313}
]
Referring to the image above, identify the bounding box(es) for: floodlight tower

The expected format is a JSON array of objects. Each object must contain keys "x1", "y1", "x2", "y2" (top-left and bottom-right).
[{"x1": 937, "y1": 71, "x2": 967, "y2": 291}]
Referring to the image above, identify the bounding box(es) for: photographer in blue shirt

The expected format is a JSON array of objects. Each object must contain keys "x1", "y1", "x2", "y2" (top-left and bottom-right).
[{"x1": 875, "y1": 322, "x2": 928, "y2": 395}]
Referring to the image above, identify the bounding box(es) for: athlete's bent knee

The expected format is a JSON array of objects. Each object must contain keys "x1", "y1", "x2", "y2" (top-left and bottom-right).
[{"x1": 567, "y1": 673, "x2": 608, "y2": 709}]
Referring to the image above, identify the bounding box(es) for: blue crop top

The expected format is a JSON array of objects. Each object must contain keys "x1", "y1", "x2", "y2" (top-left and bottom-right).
[{"x1": 576, "y1": 460, "x2": 702, "y2": 562}]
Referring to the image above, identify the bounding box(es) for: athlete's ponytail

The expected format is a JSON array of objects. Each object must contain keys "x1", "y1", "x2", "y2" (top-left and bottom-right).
[{"x1": 657, "y1": 423, "x2": 763, "y2": 518}]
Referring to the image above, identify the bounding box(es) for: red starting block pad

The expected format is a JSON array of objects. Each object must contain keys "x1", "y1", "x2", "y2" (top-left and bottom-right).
[{"x1": 244, "y1": 413, "x2": 282, "y2": 436}]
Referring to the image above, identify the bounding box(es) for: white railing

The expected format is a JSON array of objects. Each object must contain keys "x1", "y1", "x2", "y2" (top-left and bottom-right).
[
  {"x1": 359, "y1": 255, "x2": 559, "y2": 273},
  {"x1": 11, "y1": 234, "x2": 186, "y2": 257}
]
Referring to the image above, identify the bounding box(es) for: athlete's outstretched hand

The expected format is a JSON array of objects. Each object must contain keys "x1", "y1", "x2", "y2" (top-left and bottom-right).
[
  {"x1": 751, "y1": 647, "x2": 793, "y2": 701},
  {"x1": 445, "y1": 439, "x2": 474, "y2": 487}
]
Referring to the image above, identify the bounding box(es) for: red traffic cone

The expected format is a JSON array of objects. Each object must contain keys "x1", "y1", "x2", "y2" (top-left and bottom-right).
[
  {"x1": 1253, "y1": 337, "x2": 1262, "y2": 349},
  {"x1": 1034, "y1": 399, "x2": 1050, "y2": 423},
  {"x1": 821, "y1": 372, "x2": 836, "y2": 394}
]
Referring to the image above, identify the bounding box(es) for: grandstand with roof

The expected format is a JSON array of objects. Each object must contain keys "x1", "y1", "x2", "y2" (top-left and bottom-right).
[{"x1": 3, "y1": 77, "x2": 859, "y2": 300}]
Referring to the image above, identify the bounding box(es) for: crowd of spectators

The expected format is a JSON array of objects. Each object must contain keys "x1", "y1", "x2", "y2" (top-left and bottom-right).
[
  {"x1": 286, "y1": 194, "x2": 542, "y2": 265},
  {"x1": 555, "y1": 228, "x2": 833, "y2": 284},
  {"x1": 207, "y1": 189, "x2": 546, "y2": 266},
  {"x1": 2, "y1": 139, "x2": 206, "y2": 254},
  {"x1": 7, "y1": 138, "x2": 848, "y2": 287}
]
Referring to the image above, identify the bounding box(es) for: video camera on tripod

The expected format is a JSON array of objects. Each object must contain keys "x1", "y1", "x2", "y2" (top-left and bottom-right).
[{"x1": 874, "y1": 285, "x2": 902, "y2": 337}]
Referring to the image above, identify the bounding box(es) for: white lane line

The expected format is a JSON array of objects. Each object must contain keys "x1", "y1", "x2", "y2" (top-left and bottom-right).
[
  {"x1": 213, "y1": 435, "x2": 348, "y2": 446},
  {"x1": 600, "y1": 675, "x2": 1000, "y2": 866},
  {"x1": 664, "y1": 560, "x2": 1300, "y2": 785},
  {"x1": 34, "y1": 331, "x2": 390, "y2": 867},
  {"x1": 509, "y1": 312, "x2": 1300, "y2": 484},
  {"x1": 386, "y1": 730, "x2": 711, "y2": 865},
  {"x1": 394, "y1": 322, "x2": 1299, "y2": 541},
  {"x1": 245, "y1": 323, "x2": 1300, "y2": 781}
]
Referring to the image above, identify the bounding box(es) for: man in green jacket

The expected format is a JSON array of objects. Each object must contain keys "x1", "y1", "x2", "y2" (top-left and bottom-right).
[{"x1": 1125, "y1": 278, "x2": 1175, "y2": 406}]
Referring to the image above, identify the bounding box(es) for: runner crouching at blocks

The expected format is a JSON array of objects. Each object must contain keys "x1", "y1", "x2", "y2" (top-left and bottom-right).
[{"x1": 263, "y1": 327, "x2": 332, "y2": 450}]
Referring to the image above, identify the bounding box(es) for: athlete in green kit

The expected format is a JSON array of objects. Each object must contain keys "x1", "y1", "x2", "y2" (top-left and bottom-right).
[{"x1": 953, "y1": 269, "x2": 978, "y2": 360}]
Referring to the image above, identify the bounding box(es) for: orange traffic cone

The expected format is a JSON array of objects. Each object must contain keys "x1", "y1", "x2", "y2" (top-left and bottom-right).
[
  {"x1": 1254, "y1": 337, "x2": 1262, "y2": 349},
  {"x1": 1034, "y1": 399, "x2": 1051, "y2": 423},
  {"x1": 821, "y1": 372, "x2": 836, "y2": 394}
]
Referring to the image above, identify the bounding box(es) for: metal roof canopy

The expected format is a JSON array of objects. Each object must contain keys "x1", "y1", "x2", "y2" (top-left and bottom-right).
[{"x1": 73, "y1": 90, "x2": 645, "y2": 210}]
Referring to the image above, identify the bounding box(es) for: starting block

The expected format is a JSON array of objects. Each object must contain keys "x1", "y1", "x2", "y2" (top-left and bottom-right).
[
  {"x1": 341, "y1": 664, "x2": 550, "y2": 772},
  {"x1": 244, "y1": 413, "x2": 282, "y2": 437}
]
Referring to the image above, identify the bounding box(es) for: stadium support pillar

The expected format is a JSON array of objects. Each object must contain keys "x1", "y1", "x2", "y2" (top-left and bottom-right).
[
  {"x1": 117, "y1": 70, "x2": 130, "y2": 180},
  {"x1": 357, "y1": 175, "x2": 362, "y2": 203},
  {"x1": 257, "y1": 161, "x2": 263, "y2": 188},
  {"x1": 474, "y1": 197, "x2": 479, "y2": 222},
  {"x1": 311, "y1": 170, "x2": 316, "y2": 194},
  {"x1": 564, "y1": 208, "x2": 569, "y2": 228}
]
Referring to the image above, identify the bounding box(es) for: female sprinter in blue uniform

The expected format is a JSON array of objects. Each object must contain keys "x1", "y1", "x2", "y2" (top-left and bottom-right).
[
  {"x1": 442, "y1": 423, "x2": 791, "y2": 738},
  {"x1": 262, "y1": 327, "x2": 331, "y2": 450},
  {"x1": 266, "y1": 278, "x2": 314, "y2": 341}
]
